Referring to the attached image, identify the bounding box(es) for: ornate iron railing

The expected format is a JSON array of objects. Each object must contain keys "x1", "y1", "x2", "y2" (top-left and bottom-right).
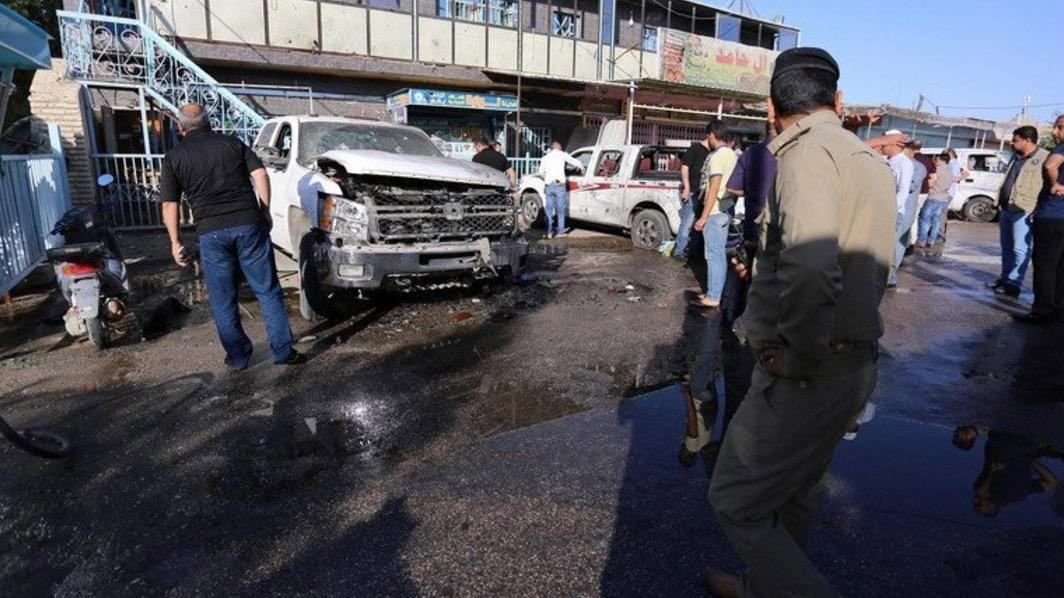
[
  {"x1": 92, "y1": 154, "x2": 195, "y2": 229},
  {"x1": 57, "y1": 10, "x2": 265, "y2": 145}
]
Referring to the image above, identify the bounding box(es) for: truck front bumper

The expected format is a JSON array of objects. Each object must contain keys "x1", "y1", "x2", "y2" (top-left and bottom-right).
[{"x1": 314, "y1": 236, "x2": 529, "y2": 289}]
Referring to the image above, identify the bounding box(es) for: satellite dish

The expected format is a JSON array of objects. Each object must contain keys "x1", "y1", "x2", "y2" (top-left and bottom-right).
[{"x1": 97, "y1": 174, "x2": 115, "y2": 187}]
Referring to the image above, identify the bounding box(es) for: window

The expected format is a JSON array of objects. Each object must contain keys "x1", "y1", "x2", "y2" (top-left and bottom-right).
[
  {"x1": 968, "y1": 153, "x2": 1007, "y2": 174},
  {"x1": 254, "y1": 123, "x2": 277, "y2": 149},
  {"x1": 777, "y1": 29, "x2": 798, "y2": 51},
  {"x1": 570, "y1": 150, "x2": 594, "y2": 174},
  {"x1": 600, "y1": 0, "x2": 615, "y2": 45},
  {"x1": 552, "y1": 9, "x2": 582, "y2": 38},
  {"x1": 443, "y1": 0, "x2": 518, "y2": 27},
  {"x1": 297, "y1": 122, "x2": 443, "y2": 167},
  {"x1": 274, "y1": 124, "x2": 293, "y2": 162},
  {"x1": 595, "y1": 150, "x2": 624, "y2": 177},
  {"x1": 716, "y1": 14, "x2": 740, "y2": 42},
  {"x1": 642, "y1": 26, "x2": 658, "y2": 51},
  {"x1": 635, "y1": 147, "x2": 684, "y2": 180}
]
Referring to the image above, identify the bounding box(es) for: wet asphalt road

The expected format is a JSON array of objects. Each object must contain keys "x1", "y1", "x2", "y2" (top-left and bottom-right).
[{"x1": 1, "y1": 222, "x2": 1062, "y2": 596}]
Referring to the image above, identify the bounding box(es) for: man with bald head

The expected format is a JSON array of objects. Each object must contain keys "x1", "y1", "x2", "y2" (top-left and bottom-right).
[{"x1": 160, "y1": 104, "x2": 303, "y2": 369}]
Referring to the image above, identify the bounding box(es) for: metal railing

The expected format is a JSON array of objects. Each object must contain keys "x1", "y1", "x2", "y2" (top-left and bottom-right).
[
  {"x1": 92, "y1": 153, "x2": 193, "y2": 229},
  {"x1": 57, "y1": 10, "x2": 265, "y2": 145},
  {"x1": 510, "y1": 157, "x2": 542, "y2": 179},
  {"x1": 1, "y1": 143, "x2": 73, "y2": 295}
]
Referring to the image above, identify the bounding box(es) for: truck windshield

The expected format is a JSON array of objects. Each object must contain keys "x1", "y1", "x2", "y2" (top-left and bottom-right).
[{"x1": 298, "y1": 122, "x2": 443, "y2": 165}]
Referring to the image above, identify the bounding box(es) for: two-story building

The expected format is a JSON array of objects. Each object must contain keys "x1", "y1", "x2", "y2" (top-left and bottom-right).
[{"x1": 43, "y1": 0, "x2": 798, "y2": 225}]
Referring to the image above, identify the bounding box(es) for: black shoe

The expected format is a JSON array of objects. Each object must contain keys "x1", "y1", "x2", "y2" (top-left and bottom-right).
[
  {"x1": 274, "y1": 350, "x2": 307, "y2": 365},
  {"x1": 985, "y1": 280, "x2": 1004, "y2": 290},
  {"x1": 994, "y1": 285, "x2": 1020, "y2": 298},
  {"x1": 1013, "y1": 312, "x2": 1055, "y2": 325},
  {"x1": 886, "y1": 283, "x2": 898, "y2": 291},
  {"x1": 224, "y1": 357, "x2": 249, "y2": 371}
]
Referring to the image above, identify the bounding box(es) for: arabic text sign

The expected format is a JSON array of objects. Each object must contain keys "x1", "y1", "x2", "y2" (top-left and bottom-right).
[
  {"x1": 388, "y1": 89, "x2": 519, "y2": 111},
  {"x1": 658, "y1": 30, "x2": 776, "y2": 96}
]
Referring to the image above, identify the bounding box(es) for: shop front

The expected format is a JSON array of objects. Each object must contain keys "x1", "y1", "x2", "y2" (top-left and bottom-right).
[{"x1": 387, "y1": 88, "x2": 519, "y2": 160}]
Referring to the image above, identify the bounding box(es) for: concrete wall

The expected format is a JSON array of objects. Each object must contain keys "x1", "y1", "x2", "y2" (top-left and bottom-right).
[
  {"x1": 147, "y1": 0, "x2": 720, "y2": 85},
  {"x1": 27, "y1": 60, "x2": 95, "y2": 205}
]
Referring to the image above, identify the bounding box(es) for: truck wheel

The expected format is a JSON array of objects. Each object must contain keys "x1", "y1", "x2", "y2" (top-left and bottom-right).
[
  {"x1": 962, "y1": 196, "x2": 996, "y2": 223},
  {"x1": 518, "y1": 192, "x2": 543, "y2": 231},
  {"x1": 631, "y1": 209, "x2": 671, "y2": 250},
  {"x1": 297, "y1": 233, "x2": 334, "y2": 322},
  {"x1": 86, "y1": 316, "x2": 107, "y2": 349}
]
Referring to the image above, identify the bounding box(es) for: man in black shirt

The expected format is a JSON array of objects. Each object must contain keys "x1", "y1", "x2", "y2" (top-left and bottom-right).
[
  {"x1": 678, "y1": 132, "x2": 712, "y2": 258},
  {"x1": 160, "y1": 104, "x2": 302, "y2": 369},
  {"x1": 471, "y1": 138, "x2": 517, "y2": 187}
]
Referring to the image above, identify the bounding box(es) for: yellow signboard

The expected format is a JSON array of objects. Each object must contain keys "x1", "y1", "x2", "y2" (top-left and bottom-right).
[{"x1": 658, "y1": 29, "x2": 776, "y2": 97}]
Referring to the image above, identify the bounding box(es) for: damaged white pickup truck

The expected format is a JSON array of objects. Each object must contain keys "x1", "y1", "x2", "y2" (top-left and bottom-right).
[{"x1": 254, "y1": 116, "x2": 528, "y2": 320}]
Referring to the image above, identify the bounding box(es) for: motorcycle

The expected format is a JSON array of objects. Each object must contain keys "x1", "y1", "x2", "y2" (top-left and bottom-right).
[{"x1": 45, "y1": 174, "x2": 130, "y2": 349}]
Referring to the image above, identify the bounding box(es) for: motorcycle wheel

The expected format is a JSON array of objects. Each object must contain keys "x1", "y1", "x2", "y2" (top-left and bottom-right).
[{"x1": 86, "y1": 316, "x2": 108, "y2": 349}]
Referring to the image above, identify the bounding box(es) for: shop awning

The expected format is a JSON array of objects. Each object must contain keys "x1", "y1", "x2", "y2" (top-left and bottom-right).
[
  {"x1": 387, "y1": 88, "x2": 518, "y2": 112},
  {"x1": 0, "y1": 4, "x2": 52, "y2": 70}
]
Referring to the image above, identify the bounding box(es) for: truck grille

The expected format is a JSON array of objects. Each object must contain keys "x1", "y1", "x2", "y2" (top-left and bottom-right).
[{"x1": 368, "y1": 188, "x2": 516, "y2": 243}]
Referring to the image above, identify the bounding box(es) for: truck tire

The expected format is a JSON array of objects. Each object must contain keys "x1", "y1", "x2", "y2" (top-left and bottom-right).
[
  {"x1": 86, "y1": 316, "x2": 107, "y2": 349},
  {"x1": 631, "y1": 209, "x2": 672, "y2": 250},
  {"x1": 518, "y1": 191, "x2": 543, "y2": 231},
  {"x1": 962, "y1": 195, "x2": 996, "y2": 223},
  {"x1": 297, "y1": 232, "x2": 334, "y2": 322}
]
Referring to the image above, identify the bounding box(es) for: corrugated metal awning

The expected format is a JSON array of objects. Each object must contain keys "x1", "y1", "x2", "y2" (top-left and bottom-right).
[{"x1": 0, "y1": 4, "x2": 51, "y2": 70}]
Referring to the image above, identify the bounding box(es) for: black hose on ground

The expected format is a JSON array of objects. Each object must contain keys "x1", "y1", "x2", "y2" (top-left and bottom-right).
[{"x1": 0, "y1": 414, "x2": 72, "y2": 459}]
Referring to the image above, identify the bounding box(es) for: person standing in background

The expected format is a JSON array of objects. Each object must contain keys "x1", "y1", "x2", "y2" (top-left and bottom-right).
[
  {"x1": 916, "y1": 153, "x2": 955, "y2": 249},
  {"x1": 692, "y1": 122, "x2": 738, "y2": 309},
  {"x1": 881, "y1": 129, "x2": 914, "y2": 289},
  {"x1": 677, "y1": 127, "x2": 714, "y2": 259},
  {"x1": 537, "y1": 140, "x2": 585, "y2": 239},
  {"x1": 722, "y1": 121, "x2": 776, "y2": 322},
  {"x1": 987, "y1": 127, "x2": 1048, "y2": 299},
  {"x1": 887, "y1": 141, "x2": 927, "y2": 288},
  {"x1": 1016, "y1": 115, "x2": 1064, "y2": 323},
  {"x1": 472, "y1": 138, "x2": 517, "y2": 187}
]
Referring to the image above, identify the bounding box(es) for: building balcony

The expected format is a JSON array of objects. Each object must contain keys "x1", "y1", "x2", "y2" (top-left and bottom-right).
[{"x1": 139, "y1": 0, "x2": 796, "y2": 98}]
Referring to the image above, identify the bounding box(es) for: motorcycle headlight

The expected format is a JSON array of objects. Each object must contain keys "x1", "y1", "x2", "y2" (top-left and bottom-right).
[{"x1": 319, "y1": 194, "x2": 369, "y2": 242}]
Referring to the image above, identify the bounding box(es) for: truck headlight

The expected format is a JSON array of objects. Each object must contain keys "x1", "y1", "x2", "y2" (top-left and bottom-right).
[{"x1": 320, "y1": 193, "x2": 369, "y2": 242}]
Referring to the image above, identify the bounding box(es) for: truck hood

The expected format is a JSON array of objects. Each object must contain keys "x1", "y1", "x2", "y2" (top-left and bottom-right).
[{"x1": 317, "y1": 150, "x2": 509, "y2": 188}]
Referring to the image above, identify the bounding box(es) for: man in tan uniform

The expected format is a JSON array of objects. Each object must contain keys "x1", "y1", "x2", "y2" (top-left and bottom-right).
[{"x1": 704, "y1": 48, "x2": 896, "y2": 597}]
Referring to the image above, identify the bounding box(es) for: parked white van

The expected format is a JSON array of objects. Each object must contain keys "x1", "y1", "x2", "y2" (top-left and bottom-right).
[{"x1": 920, "y1": 147, "x2": 1011, "y2": 222}]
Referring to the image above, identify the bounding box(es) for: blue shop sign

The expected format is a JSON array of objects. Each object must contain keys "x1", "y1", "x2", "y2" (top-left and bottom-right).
[{"x1": 388, "y1": 89, "x2": 519, "y2": 112}]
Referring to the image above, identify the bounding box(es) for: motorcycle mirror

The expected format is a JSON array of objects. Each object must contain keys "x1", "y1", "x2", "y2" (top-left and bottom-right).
[{"x1": 97, "y1": 174, "x2": 115, "y2": 187}]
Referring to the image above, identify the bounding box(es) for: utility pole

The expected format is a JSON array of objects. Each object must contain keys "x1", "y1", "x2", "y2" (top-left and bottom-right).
[{"x1": 1020, "y1": 95, "x2": 1031, "y2": 125}]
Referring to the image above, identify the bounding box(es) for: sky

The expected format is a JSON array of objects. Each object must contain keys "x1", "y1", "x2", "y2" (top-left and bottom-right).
[{"x1": 747, "y1": 0, "x2": 1064, "y2": 123}]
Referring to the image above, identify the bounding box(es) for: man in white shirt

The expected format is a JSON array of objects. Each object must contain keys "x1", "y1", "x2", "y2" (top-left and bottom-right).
[
  {"x1": 881, "y1": 129, "x2": 915, "y2": 289},
  {"x1": 537, "y1": 140, "x2": 585, "y2": 239}
]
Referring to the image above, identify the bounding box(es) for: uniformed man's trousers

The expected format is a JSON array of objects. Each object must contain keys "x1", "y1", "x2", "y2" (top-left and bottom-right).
[{"x1": 708, "y1": 351, "x2": 877, "y2": 598}]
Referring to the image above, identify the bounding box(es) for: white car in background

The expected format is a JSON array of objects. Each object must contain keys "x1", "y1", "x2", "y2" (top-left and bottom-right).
[{"x1": 920, "y1": 147, "x2": 1010, "y2": 223}]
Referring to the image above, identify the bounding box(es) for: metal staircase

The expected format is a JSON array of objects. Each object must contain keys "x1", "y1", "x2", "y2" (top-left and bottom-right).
[{"x1": 56, "y1": 10, "x2": 264, "y2": 145}]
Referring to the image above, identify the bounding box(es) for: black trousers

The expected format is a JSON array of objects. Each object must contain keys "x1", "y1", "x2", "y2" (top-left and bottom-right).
[{"x1": 1032, "y1": 218, "x2": 1064, "y2": 315}]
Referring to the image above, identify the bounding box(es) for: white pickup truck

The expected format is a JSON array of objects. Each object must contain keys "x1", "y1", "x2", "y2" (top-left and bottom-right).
[
  {"x1": 517, "y1": 143, "x2": 687, "y2": 250},
  {"x1": 254, "y1": 116, "x2": 528, "y2": 320}
]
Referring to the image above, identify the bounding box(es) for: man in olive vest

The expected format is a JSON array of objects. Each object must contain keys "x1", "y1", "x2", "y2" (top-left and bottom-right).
[{"x1": 987, "y1": 126, "x2": 1050, "y2": 298}]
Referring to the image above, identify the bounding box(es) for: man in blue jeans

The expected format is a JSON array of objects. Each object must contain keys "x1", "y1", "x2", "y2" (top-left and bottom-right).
[
  {"x1": 989, "y1": 126, "x2": 1049, "y2": 298},
  {"x1": 160, "y1": 104, "x2": 303, "y2": 369},
  {"x1": 537, "y1": 140, "x2": 585, "y2": 239},
  {"x1": 693, "y1": 122, "x2": 738, "y2": 309}
]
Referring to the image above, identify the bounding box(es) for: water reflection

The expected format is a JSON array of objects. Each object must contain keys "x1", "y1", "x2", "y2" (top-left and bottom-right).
[
  {"x1": 953, "y1": 426, "x2": 1064, "y2": 518},
  {"x1": 677, "y1": 309, "x2": 756, "y2": 476}
]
